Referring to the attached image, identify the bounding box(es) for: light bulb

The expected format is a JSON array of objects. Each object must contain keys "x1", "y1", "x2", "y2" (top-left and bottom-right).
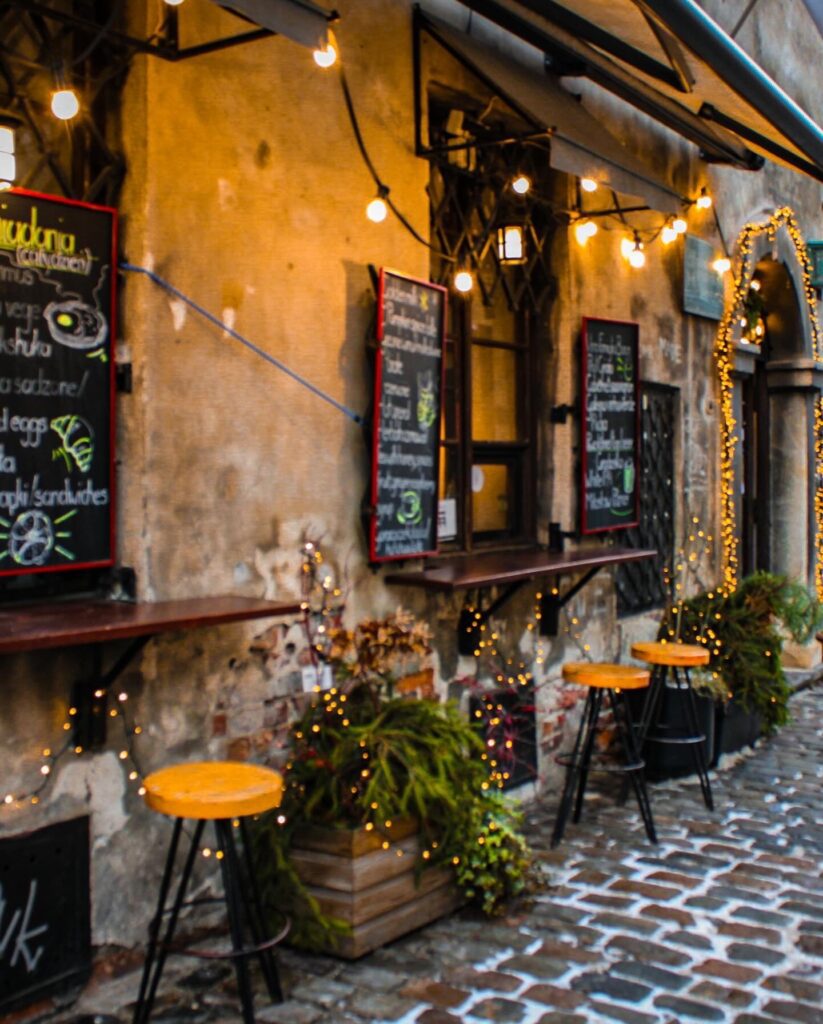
[
  {"x1": 696, "y1": 188, "x2": 712, "y2": 210},
  {"x1": 454, "y1": 270, "x2": 473, "y2": 293},
  {"x1": 574, "y1": 220, "x2": 598, "y2": 245},
  {"x1": 661, "y1": 224, "x2": 678, "y2": 245},
  {"x1": 366, "y1": 196, "x2": 387, "y2": 223},
  {"x1": 750, "y1": 279, "x2": 761, "y2": 292},
  {"x1": 628, "y1": 247, "x2": 646, "y2": 269},
  {"x1": 163, "y1": 0, "x2": 185, "y2": 5},
  {"x1": 712, "y1": 256, "x2": 731, "y2": 275},
  {"x1": 580, "y1": 177, "x2": 598, "y2": 193},
  {"x1": 51, "y1": 89, "x2": 80, "y2": 120},
  {"x1": 620, "y1": 237, "x2": 635, "y2": 260},
  {"x1": 313, "y1": 43, "x2": 337, "y2": 68},
  {"x1": 673, "y1": 217, "x2": 688, "y2": 234},
  {"x1": 511, "y1": 175, "x2": 530, "y2": 195}
]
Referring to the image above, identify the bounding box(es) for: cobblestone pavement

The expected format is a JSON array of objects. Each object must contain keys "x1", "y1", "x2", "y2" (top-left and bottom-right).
[{"x1": 43, "y1": 685, "x2": 823, "y2": 1024}]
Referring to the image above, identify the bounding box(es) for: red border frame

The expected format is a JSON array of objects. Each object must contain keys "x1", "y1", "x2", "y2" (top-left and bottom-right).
[
  {"x1": 0, "y1": 187, "x2": 118, "y2": 577},
  {"x1": 369, "y1": 267, "x2": 447, "y2": 563},
  {"x1": 580, "y1": 316, "x2": 641, "y2": 535}
]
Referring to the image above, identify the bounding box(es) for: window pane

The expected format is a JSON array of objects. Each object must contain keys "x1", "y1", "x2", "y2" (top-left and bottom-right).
[
  {"x1": 472, "y1": 344, "x2": 519, "y2": 441},
  {"x1": 472, "y1": 462, "x2": 511, "y2": 534}
]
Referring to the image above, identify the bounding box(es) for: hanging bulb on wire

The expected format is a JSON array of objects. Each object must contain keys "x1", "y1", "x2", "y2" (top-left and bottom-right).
[
  {"x1": 661, "y1": 220, "x2": 679, "y2": 244},
  {"x1": 366, "y1": 186, "x2": 389, "y2": 223},
  {"x1": 313, "y1": 32, "x2": 338, "y2": 68},
  {"x1": 511, "y1": 175, "x2": 531, "y2": 195},
  {"x1": 712, "y1": 256, "x2": 731, "y2": 275},
  {"x1": 574, "y1": 219, "x2": 598, "y2": 245},
  {"x1": 696, "y1": 187, "x2": 713, "y2": 210},
  {"x1": 454, "y1": 269, "x2": 474, "y2": 293},
  {"x1": 580, "y1": 177, "x2": 598, "y2": 193},
  {"x1": 51, "y1": 88, "x2": 80, "y2": 120}
]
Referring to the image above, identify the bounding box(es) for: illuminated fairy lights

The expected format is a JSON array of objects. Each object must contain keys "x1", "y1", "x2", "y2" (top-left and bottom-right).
[{"x1": 714, "y1": 207, "x2": 823, "y2": 597}]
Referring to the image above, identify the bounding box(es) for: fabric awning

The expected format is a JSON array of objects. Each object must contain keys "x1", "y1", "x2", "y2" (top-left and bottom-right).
[
  {"x1": 419, "y1": 13, "x2": 684, "y2": 213},
  {"x1": 215, "y1": 0, "x2": 336, "y2": 50},
  {"x1": 453, "y1": 0, "x2": 823, "y2": 181}
]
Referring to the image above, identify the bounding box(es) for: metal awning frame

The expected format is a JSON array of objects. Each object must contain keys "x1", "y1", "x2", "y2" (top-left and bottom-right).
[{"x1": 5, "y1": 0, "x2": 338, "y2": 64}]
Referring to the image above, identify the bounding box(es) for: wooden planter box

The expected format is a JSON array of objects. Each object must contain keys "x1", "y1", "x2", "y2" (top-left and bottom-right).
[{"x1": 290, "y1": 819, "x2": 462, "y2": 959}]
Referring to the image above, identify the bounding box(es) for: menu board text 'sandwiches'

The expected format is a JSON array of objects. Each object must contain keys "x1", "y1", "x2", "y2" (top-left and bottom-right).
[
  {"x1": 580, "y1": 317, "x2": 640, "y2": 534},
  {"x1": 370, "y1": 269, "x2": 445, "y2": 562},
  {"x1": 0, "y1": 190, "x2": 117, "y2": 576}
]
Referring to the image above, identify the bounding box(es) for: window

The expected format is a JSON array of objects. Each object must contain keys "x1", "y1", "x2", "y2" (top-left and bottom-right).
[{"x1": 428, "y1": 104, "x2": 558, "y2": 552}]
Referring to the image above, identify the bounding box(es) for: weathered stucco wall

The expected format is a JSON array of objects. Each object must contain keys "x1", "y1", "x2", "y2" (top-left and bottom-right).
[{"x1": 1, "y1": 0, "x2": 821, "y2": 952}]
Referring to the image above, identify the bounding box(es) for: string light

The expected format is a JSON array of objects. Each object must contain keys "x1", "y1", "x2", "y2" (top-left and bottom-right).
[
  {"x1": 51, "y1": 89, "x2": 80, "y2": 120},
  {"x1": 712, "y1": 256, "x2": 731, "y2": 275},
  {"x1": 511, "y1": 175, "x2": 531, "y2": 195},
  {"x1": 366, "y1": 187, "x2": 388, "y2": 223},
  {"x1": 313, "y1": 39, "x2": 337, "y2": 69},
  {"x1": 714, "y1": 206, "x2": 822, "y2": 595},
  {"x1": 661, "y1": 221, "x2": 679, "y2": 245},
  {"x1": 695, "y1": 187, "x2": 713, "y2": 210},
  {"x1": 580, "y1": 177, "x2": 599, "y2": 193},
  {"x1": 673, "y1": 216, "x2": 688, "y2": 234},
  {"x1": 574, "y1": 219, "x2": 598, "y2": 245},
  {"x1": 454, "y1": 269, "x2": 474, "y2": 293}
]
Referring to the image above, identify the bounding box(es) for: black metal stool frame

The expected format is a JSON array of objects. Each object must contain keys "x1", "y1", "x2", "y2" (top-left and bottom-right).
[
  {"x1": 552, "y1": 685, "x2": 657, "y2": 847},
  {"x1": 637, "y1": 663, "x2": 714, "y2": 811},
  {"x1": 133, "y1": 816, "x2": 285, "y2": 1024}
]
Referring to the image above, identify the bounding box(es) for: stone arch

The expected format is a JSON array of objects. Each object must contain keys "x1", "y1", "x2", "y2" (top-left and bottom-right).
[{"x1": 715, "y1": 207, "x2": 823, "y2": 596}]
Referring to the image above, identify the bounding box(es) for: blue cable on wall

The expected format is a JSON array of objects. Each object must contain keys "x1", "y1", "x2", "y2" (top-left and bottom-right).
[{"x1": 119, "y1": 262, "x2": 365, "y2": 425}]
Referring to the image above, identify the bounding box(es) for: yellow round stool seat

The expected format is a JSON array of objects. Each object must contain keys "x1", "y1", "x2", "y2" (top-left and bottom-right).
[
  {"x1": 631, "y1": 641, "x2": 710, "y2": 667},
  {"x1": 143, "y1": 761, "x2": 284, "y2": 820},
  {"x1": 562, "y1": 662, "x2": 650, "y2": 690}
]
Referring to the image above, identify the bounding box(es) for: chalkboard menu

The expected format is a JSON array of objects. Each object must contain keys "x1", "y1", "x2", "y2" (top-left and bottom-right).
[
  {"x1": 0, "y1": 190, "x2": 116, "y2": 577},
  {"x1": 370, "y1": 268, "x2": 446, "y2": 562},
  {"x1": 0, "y1": 816, "x2": 91, "y2": 1014},
  {"x1": 580, "y1": 317, "x2": 640, "y2": 534}
]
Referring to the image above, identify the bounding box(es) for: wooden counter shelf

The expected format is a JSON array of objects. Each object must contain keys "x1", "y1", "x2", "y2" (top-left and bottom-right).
[
  {"x1": 0, "y1": 595, "x2": 303, "y2": 748},
  {"x1": 385, "y1": 546, "x2": 656, "y2": 649}
]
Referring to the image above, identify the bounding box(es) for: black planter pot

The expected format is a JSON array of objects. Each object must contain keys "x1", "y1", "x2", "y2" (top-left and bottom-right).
[
  {"x1": 627, "y1": 685, "x2": 716, "y2": 781},
  {"x1": 711, "y1": 698, "x2": 762, "y2": 766}
]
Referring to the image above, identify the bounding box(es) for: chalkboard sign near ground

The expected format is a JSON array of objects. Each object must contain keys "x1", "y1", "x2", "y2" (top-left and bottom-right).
[
  {"x1": 0, "y1": 816, "x2": 91, "y2": 1014},
  {"x1": 580, "y1": 317, "x2": 640, "y2": 534},
  {"x1": 370, "y1": 269, "x2": 446, "y2": 562},
  {"x1": 0, "y1": 189, "x2": 117, "y2": 577}
]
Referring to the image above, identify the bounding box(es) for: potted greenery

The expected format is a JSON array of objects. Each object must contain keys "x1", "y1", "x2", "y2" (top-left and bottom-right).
[
  {"x1": 659, "y1": 570, "x2": 822, "y2": 758},
  {"x1": 253, "y1": 555, "x2": 530, "y2": 957}
]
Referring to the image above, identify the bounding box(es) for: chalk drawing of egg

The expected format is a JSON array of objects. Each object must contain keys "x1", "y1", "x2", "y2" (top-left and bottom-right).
[{"x1": 44, "y1": 300, "x2": 108, "y2": 351}]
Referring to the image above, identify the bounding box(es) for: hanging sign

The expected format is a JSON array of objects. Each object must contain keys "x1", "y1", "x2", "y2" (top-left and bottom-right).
[
  {"x1": 0, "y1": 190, "x2": 117, "y2": 577},
  {"x1": 683, "y1": 233, "x2": 724, "y2": 320},
  {"x1": 370, "y1": 268, "x2": 446, "y2": 562},
  {"x1": 580, "y1": 317, "x2": 640, "y2": 534}
]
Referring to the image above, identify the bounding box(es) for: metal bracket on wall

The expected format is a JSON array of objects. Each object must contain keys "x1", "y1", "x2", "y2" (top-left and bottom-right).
[
  {"x1": 70, "y1": 635, "x2": 151, "y2": 750},
  {"x1": 457, "y1": 583, "x2": 524, "y2": 656},
  {"x1": 540, "y1": 566, "x2": 604, "y2": 636}
]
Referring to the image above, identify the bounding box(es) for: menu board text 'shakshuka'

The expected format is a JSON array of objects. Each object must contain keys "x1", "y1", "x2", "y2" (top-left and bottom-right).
[
  {"x1": 0, "y1": 190, "x2": 116, "y2": 576},
  {"x1": 370, "y1": 269, "x2": 445, "y2": 562},
  {"x1": 580, "y1": 317, "x2": 640, "y2": 534}
]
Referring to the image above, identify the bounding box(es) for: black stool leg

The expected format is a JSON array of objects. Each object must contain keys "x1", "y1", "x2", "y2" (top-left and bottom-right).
[
  {"x1": 215, "y1": 819, "x2": 257, "y2": 1024},
  {"x1": 238, "y1": 817, "x2": 284, "y2": 1003},
  {"x1": 611, "y1": 689, "x2": 657, "y2": 844},
  {"x1": 679, "y1": 666, "x2": 715, "y2": 811},
  {"x1": 572, "y1": 687, "x2": 604, "y2": 824},
  {"x1": 133, "y1": 818, "x2": 205, "y2": 1024},
  {"x1": 552, "y1": 688, "x2": 598, "y2": 847},
  {"x1": 636, "y1": 664, "x2": 666, "y2": 747}
]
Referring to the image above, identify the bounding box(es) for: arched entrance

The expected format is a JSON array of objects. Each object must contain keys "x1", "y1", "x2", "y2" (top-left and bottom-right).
[{"x1": 716, "y1": 208, "x2": 823, "y2": 596}]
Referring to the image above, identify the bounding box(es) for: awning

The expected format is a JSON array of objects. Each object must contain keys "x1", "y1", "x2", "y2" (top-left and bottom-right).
[
  {"x1": 215, "y1": 0, "x2": 336, "y2": 50},
  {"x1": 802, "y1": 0, "x2": 823, "y2": 37},
  {"x1": 418, "y1": 13, "x2": 684, "y2": 213},
  {"x1": 452, "y1": 0, "x2": 823, "y2": 181}
]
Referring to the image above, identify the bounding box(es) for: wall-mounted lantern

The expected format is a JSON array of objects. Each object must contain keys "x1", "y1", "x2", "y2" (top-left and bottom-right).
[{"x1": 497, "y1": 224, "x2": 525, "y2": 264}]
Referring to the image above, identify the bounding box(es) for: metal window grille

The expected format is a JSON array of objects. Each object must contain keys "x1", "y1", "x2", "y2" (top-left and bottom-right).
[{"x1": 616, "y1": 383, "x2": 676, "y2": 616}]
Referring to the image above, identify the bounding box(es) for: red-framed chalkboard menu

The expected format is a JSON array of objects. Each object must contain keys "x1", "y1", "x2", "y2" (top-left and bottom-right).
[
  {"x1": 0, "y1": 189, "x2": 117, "y2": 576},
  {"x1": 580, "y1": 317, "x2": 640, "y2": 535},
  {"x1": 370, "y1": 268, "x2": 446, "y2": 562}
]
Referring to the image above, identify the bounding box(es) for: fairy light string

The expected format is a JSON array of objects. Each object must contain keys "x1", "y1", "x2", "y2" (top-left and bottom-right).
[{"x1": 715, "y1": 207, "x2": 823, "y2": 596}]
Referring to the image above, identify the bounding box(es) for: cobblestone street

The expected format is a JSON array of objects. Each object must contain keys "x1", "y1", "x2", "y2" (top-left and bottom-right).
[{"x1": 44, "y1": 685, "x2": 823, "y2": 1024}]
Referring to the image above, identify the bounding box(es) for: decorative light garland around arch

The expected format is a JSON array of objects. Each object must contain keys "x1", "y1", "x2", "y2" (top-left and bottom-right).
[{"x1": 715, "y1": 207, "x2": 823, "y2": 597}]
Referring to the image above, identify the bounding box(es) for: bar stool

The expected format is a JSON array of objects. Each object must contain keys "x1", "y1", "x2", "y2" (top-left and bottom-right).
[
  {"x1": 133, "y1": 761, "x2": 288, "y2": 1024},
  {"x1": 631, "y1": 641, "x2": 714, "y2": 811},
  {"x1": 552, "y1": 663, "x2": 656, "y2": 847}
]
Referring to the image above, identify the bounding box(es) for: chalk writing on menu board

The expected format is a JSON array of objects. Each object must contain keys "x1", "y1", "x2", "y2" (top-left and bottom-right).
[
  {"x1": 0, "y1": 191, "x2": 116, "y2": 576},
  {"x1": 581, "y1": 317, "x2": 640, "y2": 534},
  {"x1": 370, "y1": 269, "x2": 445, "y2": 561}
]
